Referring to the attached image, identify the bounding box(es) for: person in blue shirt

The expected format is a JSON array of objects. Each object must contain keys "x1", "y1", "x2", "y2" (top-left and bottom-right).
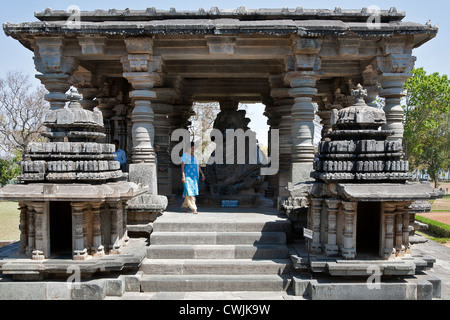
[
  {"x1": 181, "y1": 142, "x2": 205, "y2": 214},
  {"x1": 113, "y1": 139, "x2": 127, "y2": 171}
]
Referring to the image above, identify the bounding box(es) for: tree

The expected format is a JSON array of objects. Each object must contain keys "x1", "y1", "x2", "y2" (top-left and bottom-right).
[
  {"x1": 188, "y1": 102, "x2": 221, "y2": 165},
  {"x1": 402, "y1": 68, "x2": 450, "y2": 188},
  {"x1": 0, "y1": 71, "x2": 48, "y2": 159},
  {"x1": 0, "y1": 153, "x2": 21, "y2": 186}
]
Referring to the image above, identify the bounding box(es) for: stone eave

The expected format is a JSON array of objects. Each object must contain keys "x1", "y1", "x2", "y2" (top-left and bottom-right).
[
  {"x1": 0, "y1": 182, "x2": 148, "y2": 202},
  {"x1": 3, "y1": 20, "x2": 437, "y2": 44},
  {"x1": 335, "y1": 182, "x2": 444, "y2": 202},
  {"x1": 34, "y1": 7, "x2": 406, "y2": 23}
]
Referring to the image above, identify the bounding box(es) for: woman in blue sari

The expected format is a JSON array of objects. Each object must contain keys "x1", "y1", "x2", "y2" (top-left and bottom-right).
[{"x1": 181, "y1": 142, "x2": 205, "y2": 214}]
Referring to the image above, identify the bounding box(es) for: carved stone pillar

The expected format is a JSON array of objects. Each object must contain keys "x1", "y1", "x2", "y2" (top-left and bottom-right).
[
  {"x1": 395, "y1": 206, "x2": 404, "y2": 256},
  {"x1": 78, "y1": 87, "x2": 100, "y2": 111},
  {"x1": 374, "y1": 47, "x2": 416, "y2": 142},
  {"x1": 33, "y1": 37, "x2": 79, "y2": 111},
  {"x1": 109, "y1": 200, "x2": 123, "y2": 254},
  {"x1": 90, "y1": 202, "x2": 105, "y2": 258},
  {"x1": 317, "y1": 109, "x2": 332, "y2": 139},
  {"x1": 122, "y1": 201, "x2": 129, "y2": 247},
  {"x1": 341, "y1": 201, "x2": 356, "y2": 259},
  {"x1": 310, "y1": 198, "x2": 323, "y2": 254},
  {"x1": 378, "y1": 73, "x2": 411, "y2": 142},
  {"x1": 122, "y1": 38, "x2": 162, "y2": 195},
  {"x1": 18, "y1": 202, "x2": 28, "y2": 254},
  {"x1": 394, "y1": 202, "x2": 409, "y2": 257},
  {"x1": 112, "y1": 103, "x2": 130, "y2": 150},
  {"x1": 26, "y1": 203, "x2": 35, "y2": 257},
  {"x1": 30, "y1": 202, "x2": 48, "y2": 260},
  {"x1": 284, "y1": 37, "x2": 322, "y2": 184},
  {"x1": 402, "y1": 203, "x2": 411, "y2": 254},
  {"x1": 382, "y1": 202, "x2": 397, "y2": 259},
  {"x1": 71, "y1": 202, "x2": 88, "y2": 260},
  {"x1": 362, "y1": 65, "x2": 380, "y2": 108},
  {"x1": 325, "y1": 199, "x2": 340, "y2": 256},
  {"x1": 153, "y1": 101, "x2": 174, "y2": 196},
  {"x1": 97, "y1": 98, "x2": 116, "y2": 144},
  {"x1": 71, "y1": 68, "x2": 101, "y2": 111},
  {"x1": 268, "y1": 84, "x2": 293, "y2": 197}
]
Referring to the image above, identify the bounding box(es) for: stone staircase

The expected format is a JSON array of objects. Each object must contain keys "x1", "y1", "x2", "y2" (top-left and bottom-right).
[{"x1": 139, "y1": 208, "x2": 294, "y2": 292}]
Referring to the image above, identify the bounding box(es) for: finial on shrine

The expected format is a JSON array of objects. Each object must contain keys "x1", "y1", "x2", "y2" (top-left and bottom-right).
[
  {"x1": 66, "y1": 87, "x2": 83, "y2": 108},
  {"x1": 351, "y1": 84, "x2": 368, "y2": 102}
]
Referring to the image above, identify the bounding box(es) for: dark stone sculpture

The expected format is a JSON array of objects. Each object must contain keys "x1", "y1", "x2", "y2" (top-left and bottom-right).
[{"x1": 202, "y1": 101, "x2": 264, "y2": 207}]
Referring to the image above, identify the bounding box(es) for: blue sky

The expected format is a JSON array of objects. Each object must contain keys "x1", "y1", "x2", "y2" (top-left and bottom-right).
[{"x1": 0, "y1": 1, "x2": 448, "y2": 145}]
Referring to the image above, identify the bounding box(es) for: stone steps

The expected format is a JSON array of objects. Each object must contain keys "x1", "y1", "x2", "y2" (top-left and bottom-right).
[
  {"x1": 140, "y1": 208, "x2": 293, "y2": 293},
  {"x1": 147, "y1": 244, "x2": 289, "y2": 259},
  {"x1": 141, "y1": 258, "x2": 293, "y2": 275},
  {"x1": 140, "y1": 274, "x2": 292, "y2": 292},
  {"x1": 152, "y1": 220, "x2": 292, "y2": 233},
  {"x1": 150, "y1": 231, "x2": 286, "y2": 245}
]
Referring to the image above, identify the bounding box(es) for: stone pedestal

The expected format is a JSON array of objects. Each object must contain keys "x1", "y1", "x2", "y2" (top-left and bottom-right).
[{"x1": 128, "y1": 163, "x2": 158, "y2": 195}]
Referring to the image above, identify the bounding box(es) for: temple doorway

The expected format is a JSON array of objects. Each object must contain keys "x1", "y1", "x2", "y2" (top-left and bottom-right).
[
  {"x1": 184, "y1": 101, "x2": 271, "y2": 208},
  {"x1": 49, "y1": 201, "x2": 72, "y2": 257},
  {"x1": 356, "y1": 202, "x2": 381, "y2": 257}
]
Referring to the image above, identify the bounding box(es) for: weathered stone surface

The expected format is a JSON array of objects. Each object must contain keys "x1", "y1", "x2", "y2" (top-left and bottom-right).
[{"x1": 72, "y1": 280, "x2": 106, "y2": 300}]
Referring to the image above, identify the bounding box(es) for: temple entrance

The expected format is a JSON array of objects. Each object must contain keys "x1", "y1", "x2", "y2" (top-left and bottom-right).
[
  {"x1": 49, "y1": 201, "x2": 72, "y2": 257},
  {"x1": 356, "y1": 202, "x2": 381, "y2": 256},
  {"x1": 184, "y1": 101, "x2": 271, "y2": 208}
]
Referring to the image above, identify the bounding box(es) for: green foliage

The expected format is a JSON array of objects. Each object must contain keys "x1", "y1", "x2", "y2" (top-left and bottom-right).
[
  {"x1": 0, "y1": 153, "x2": 21, "y2": 186},
  {"x1": 415, "y1": 215, "x2": 450, "y2": 239},
  {"x1": 403, "y1": 68, "x2": 450, "y2": 186}
]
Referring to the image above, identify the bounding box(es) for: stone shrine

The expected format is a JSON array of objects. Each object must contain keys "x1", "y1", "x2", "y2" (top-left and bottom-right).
[
  {"x1": 0, "y1": 88, "x2": 147, "y2": 278},
  {"x1": 300, "y1": 84, "x2": 442, "y2": 260}
]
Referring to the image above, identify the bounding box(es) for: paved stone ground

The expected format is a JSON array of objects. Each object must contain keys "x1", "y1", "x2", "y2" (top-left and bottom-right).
[
  {"x1": 106, "y1": 291, "x2": 303, "y2": 300},
  {"x1": 410, "y1": 239, "x2": 450, "y2": 299}
]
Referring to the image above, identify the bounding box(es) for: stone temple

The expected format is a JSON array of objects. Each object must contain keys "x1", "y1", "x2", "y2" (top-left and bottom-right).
[{"x1": 0, "y1": 6, "x2": 445, "y2": 299}]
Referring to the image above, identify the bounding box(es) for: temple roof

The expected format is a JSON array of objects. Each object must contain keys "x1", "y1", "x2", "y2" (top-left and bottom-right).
[
  {"x1": 33, "y1": 7, "x2": 407, "y2": 23},
  {"x1": 1, "y1": 7, "x2": 438, "y2": 105},
  {"x1": 3, "y1": 7, "x2": 437, "y2": 49}
]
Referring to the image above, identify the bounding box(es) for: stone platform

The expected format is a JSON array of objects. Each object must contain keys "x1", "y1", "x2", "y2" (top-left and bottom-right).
[
  {"x1": 0, "y1": 238, "x2": 148, "y2": 281},
  {"x1": 1, "y1": 206, "x2": 449, "y2": 300}
]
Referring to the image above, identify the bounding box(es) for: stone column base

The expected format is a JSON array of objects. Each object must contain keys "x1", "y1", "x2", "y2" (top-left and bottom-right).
[
  {"x1": 342, "y1": 248, "x2": 356, "y2": 259},
  {"x1": 325, "y1": 244, "x2": 339, "y2": 256},
  {"x1": 128, "y1": 163, "x2": 158, "y2": 194},
  {"x1": 291, "y1": 162, "x2": 314, "y2": 186},
  {"x1": 73, "y1": 249, "x2": 88, "y2": 261},
  {"x1": 32, "y1": 250, "x2": 45, "y2": 261}
]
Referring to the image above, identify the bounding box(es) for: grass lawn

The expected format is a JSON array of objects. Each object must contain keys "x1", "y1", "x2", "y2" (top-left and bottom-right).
[{"x1": 0, "y1": 201, "x2": 20, "y2": 241}]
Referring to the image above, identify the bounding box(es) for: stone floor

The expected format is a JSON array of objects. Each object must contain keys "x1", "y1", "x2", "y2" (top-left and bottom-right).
[
  {"x1": 410, "y1": 239, "x2": 450, "y2": 299},
  {"x1": 105, "y1": 291, "x2": 303, "y2": 300}
]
